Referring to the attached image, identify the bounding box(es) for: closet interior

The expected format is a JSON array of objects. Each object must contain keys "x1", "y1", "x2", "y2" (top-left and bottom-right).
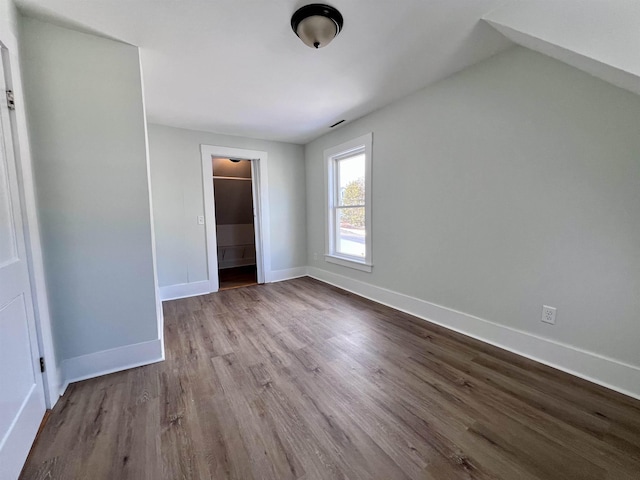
[{"x1": 212, "y1": 157, "x2": 258, "y2": 290}]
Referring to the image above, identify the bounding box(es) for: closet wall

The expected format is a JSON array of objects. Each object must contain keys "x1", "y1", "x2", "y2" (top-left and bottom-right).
[{"x1": 20, "y1": 17, "x2": 161, "y2": 364}]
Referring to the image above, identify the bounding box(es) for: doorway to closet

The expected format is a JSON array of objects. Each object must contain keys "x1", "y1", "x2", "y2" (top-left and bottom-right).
[
  {"x1": 213, "y1": 157, "x2": 257, "y2": 290},
  {"x1": 201, "y1": 144, "x2": 270, "y2": 293}
]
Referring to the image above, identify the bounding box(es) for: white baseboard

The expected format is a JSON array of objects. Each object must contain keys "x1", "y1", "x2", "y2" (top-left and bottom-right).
[
  {"x1": 268, "y1": 266, "x2": 308, "y2": 283},
  {"x1": 306, "y1": 267, "x2": 640, "y2": 400},
  {"x1": 159, "y1": 269, "x2": 308, "y2": 301},
  {"x1": 59, "y1": 338, "x2": 164, "y2": 396},
  {"x1": 159, "y1": 280, "x2": 211, "y2": 301}
]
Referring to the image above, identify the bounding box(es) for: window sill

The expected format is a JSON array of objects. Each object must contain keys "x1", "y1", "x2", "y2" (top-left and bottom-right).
[{"x1": 324, "y1": 254, "x2": 373, "y2": 273}]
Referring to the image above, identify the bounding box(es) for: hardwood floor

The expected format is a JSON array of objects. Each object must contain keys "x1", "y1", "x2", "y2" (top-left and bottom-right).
[
  {"x1": 20, "y1": 277, "x2": 640, "y2": 479},
  {"x1": 218, "y1": 265, "x2": 258, "y2": 291}
]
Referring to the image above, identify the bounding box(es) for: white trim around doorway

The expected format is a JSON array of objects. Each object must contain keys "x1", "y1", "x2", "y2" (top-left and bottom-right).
[{"x1": 200, "y1": 145, "x2": 271, "y2": 293}]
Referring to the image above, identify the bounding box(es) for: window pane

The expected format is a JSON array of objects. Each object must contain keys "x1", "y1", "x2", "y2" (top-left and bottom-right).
[
  {"x1": 336, "y1": 207, "x2": 366, "y2": 258},
  {"x1": 337, "y1": 154, "x2": 365, "y2": 206}
]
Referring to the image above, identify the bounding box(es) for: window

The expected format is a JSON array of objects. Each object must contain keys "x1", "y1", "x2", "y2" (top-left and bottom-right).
[{"x1": 324, "y1": 133, "x2": 372, "y2": 272}]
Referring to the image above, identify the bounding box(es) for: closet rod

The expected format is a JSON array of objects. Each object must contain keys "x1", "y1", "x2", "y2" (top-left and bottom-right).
[{"x1": 213, "y1": 176, "x2": 252, "y2": 181}]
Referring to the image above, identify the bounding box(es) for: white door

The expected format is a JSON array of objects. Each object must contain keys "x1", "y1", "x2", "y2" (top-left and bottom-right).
[{"x1": 0, "y1": 49, "x2": 46, "y2": 480}]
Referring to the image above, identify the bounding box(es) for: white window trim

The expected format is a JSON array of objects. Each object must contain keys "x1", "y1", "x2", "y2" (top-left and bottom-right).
[{"x1": 324, "y1": 132, "x2": 373, "y2": 272}]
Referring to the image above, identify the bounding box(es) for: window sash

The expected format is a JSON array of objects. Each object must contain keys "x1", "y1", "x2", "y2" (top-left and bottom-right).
[
  {"x1": 334, "y1": 215, "x2": 366, "y2": 259},
  {"x1": 324, "y1": 132, "x2": 372, "y2": 271},
  {"x1": 332, "y1": 156, "x2": 366, "y2": 260},
  {"x1": 333, "y1": 153, "x2": 365, "y2": 208}
]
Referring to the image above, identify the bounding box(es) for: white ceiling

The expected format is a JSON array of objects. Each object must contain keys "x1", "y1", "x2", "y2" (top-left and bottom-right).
[{"x1": 16, "y1": 0, "x2": 514, "y2": 144}]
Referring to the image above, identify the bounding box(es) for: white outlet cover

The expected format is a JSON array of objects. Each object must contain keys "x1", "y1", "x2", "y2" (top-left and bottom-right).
[{"x1": 541, "y1": 305, "x2": 557, "y2": 325}]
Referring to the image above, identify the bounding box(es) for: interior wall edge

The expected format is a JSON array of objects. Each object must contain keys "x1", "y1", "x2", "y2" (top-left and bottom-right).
[
  {"x1": 59, "y1": 338, "x2": 164, "y2": 397},
  {"x1": 306, "y1": 267, "x2": 640, "y2": 401},
  {"x1": 159, "y1": 280, "x2": 211, "y2": 302},
  {"x1": 138, "y1": 47, "x2": 165, "y2": 354}
]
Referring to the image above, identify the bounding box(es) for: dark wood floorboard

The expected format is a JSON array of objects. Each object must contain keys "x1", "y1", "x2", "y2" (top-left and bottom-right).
[{"x1": 20, "y1": 277, "x2": 640, "y2": 479}]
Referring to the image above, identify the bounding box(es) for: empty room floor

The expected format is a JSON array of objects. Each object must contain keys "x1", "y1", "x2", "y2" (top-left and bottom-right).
[{"x1": 21, "y1": 278, "x2": 640, "y2": 479}]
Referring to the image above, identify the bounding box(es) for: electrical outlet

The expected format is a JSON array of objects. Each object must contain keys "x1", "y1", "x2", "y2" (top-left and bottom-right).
[
  {"x1": 313, "y1": 252, "x2": 318, "y2": 261},
  {"x1": 541, "y1": 305, "x2": 556, "y2": 325},
  {"x1": 197, "y1": 215, "x2": 205, "y2": 225}
]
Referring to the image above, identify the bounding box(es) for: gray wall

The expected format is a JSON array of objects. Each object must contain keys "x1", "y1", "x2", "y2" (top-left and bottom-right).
[
  {"x1": 148, "y1": 123, "x2": 306, "y2": 287},
  {"x1": 305, "y1": 46, "x2": 640, "y2": 368},
  {"x1": 20, "y1": 17, "x2": 159, "y2": 360}
]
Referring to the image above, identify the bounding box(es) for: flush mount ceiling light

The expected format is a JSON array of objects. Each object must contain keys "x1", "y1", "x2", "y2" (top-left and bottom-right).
[{"x1": 291, "y1": 4, "x2": 344, "y2": 49}]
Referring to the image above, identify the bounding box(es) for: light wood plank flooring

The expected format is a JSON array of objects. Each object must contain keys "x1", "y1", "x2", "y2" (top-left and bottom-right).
[{"x1": 20, "y1": 277, "x2": 640, "y2": 479}]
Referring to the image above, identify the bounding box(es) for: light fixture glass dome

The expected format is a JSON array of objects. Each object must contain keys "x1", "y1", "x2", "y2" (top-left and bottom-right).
[
  {"x1": 296, "y1": 15, "x2": 337, "y2": 49},
  {"x1": 291, "y1": 4, "x2": 343, "y2": 49}
]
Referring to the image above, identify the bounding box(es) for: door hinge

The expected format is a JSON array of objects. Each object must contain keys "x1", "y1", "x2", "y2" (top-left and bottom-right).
[
  {"x1": 40, "y1": 357, "x2": 45, "y2": 373},
  {"x1": 6, "y1": 90, "x2": 15, "y2": 110}
]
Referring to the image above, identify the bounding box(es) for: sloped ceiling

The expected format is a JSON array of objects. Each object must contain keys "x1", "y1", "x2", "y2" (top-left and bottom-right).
[
  {"x1": 484, "y1": 0, "x2": 640, "y2": 96},
  {"x1": 15, "y1": 0, "x2": 512, "y2": 144}
]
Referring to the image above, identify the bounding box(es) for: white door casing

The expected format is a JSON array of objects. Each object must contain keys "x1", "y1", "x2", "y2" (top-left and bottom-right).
[
  {"x1": 249, "y1": 159, "x2": 265, "y2": 283},
  {"x1": 200, "y1": 145, "x2": 271, "y2": 292},
  {"x1": 0, "y1": 49, "x2": 46, "y2": 479}
]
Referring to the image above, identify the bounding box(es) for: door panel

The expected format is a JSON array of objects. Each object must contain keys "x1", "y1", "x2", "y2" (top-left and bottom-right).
[
  {"x1": 0, "y1": 295, "x2": 37, "y2": 434},
  {"x1": 0, "y1": 46, "x2": 46, "y2": 480}
]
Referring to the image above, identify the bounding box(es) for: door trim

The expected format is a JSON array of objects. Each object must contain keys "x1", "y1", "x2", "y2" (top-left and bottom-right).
[
  {"x1": 200, "y1": 145, "x2": 271, "y2": 293},
  {"x1": 0, "y1": 41, "x2": 48, "y2": 479},
  {"x1": 0, "y1": 42, "x2": 58, "y2": 408}
]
